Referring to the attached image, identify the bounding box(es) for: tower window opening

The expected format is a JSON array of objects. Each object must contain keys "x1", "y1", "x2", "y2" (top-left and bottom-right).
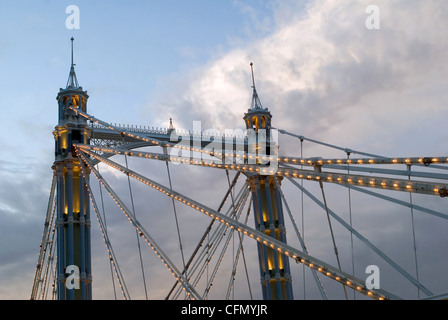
[
  {"x1": 261, "y1": 116, "x2": 266, "y2": 129},
  {"x1": 252, "y1": 116, "x2": 259, "y2": 130},
  {"x1": 72, "y1": 95, "x2": 79, "y2": 108}
]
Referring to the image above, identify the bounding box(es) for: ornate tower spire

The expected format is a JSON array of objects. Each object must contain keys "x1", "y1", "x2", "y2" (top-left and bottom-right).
[
  {"x1": 250, "y1": 62, "x2": 263, "y2": 110},
  {"x1": 66, "y1": 37, "x2": 80, "y2": 89},
  {"x1": 53, "y1": 38, "x2": 92, "y2": 300},
  {"x1": 244, "y1": 62, "x2": 272, "y2": 131},
  {"x1": 243, "y1": 63, "x2": 293, "y2": 300}
]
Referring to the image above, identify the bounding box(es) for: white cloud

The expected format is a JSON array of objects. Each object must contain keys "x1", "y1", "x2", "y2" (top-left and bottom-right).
[
  {"x1": 150, "y1": 0, "x2": 448, "y2": 157},
  {"x1": 138, "y1": 0, "x2": 448, "y2": 299},
  {"x1": 6, "y1": 0, "x2": 448, "y2": 300}
]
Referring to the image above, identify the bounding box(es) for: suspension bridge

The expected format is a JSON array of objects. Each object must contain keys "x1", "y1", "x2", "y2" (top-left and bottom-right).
[{"x1": 30, "y1": 39, "x2": 448, "y2": 300}]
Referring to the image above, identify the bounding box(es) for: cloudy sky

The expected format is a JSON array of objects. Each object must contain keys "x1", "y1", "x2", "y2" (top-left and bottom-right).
[{"x1": 1, "y1": 0, "x2": 448, "y2": 300}]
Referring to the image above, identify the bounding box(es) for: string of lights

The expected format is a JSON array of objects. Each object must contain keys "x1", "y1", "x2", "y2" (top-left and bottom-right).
[
  {"x1": 78, "y1": 150, "x2": 202, "y2": 300},
  {"x1": 78, "y1": 160, "x2": 131, "y2": 300},
  {"x1": 31, "y1": 174, "x2": 57, "y2": 300},
  {"x1": 76, "y1": 143, "x2": 448, "y2": 197},
  {"x1": 77, "y1": 146, "x2": 397, "y2": 300}
]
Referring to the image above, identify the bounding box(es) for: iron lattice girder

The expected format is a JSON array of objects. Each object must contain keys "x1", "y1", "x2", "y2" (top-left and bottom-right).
[
  {"x1": 78, "y1": 146, "x2": 400, "y2": 300},
  {"x1": 75, "y1": 144, "x2": 448, "y2": 197},
  {"x1": 72, "y1": 106, "x2": 448, "y2": 196},
  {"x1": 87, "y1": 113, "x2": 248, "y2": 151}
]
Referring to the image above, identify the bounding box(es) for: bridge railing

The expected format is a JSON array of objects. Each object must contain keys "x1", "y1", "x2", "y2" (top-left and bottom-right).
[{"x1": 88, "y1": 121, "x2": 249, "y2": 141}]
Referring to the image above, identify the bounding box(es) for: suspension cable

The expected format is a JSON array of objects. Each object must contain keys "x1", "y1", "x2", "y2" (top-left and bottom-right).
[
  {"x1": 408, "y1": 164, "x2": 420, "y2": 298},
  {"x1": 287, "y1": 176, "x2": 433, "y2": 297},
  {"x1": 31, "y1": 174, "x2": 56, "y2": 300},
  {"x1": 39, "y1": 205, "x2": 57, "y2": 300},
  {"x1": 80, "y1": 146, "x2": 399, "y2": 300},
  {"x1": 163, "y1": 146, "x2": 188, "y2": 298},
  {"x1": 175, "y1": 183, "x2": 250, "y2": 299},
  {"x1": 226, "y1": 202, "x2": 252, "y2": 300},
  {"x1": 347, "y1": 152, "x2": 355, "y2": 300},
  {"x1": 124, "y1": 154, "x2": 149, "y2": 300},
  {"x1": 278, "y1": 183, "x2": 327, "y2": 300},
  {"x1": 274, "y1": 127, "x2": 386, "y2": 159},
  {"x1": 315, "y1": 165, "x2": 348, "y2": 299},
  {"x1": 225, "y1": 170, "x2": 253, "y2": 300},
  {"x1": 300, "y1": 138, "x2": 306, "y2": 299},
  {"x1": 165, "y1": 172, "x2": 241, "y2": 299},
  {"x1": 201, "y1": 188, "x2": 251, "y2": 299},
  {"x1": 79, "y1": 150, "x2": 201, "y2": 299},
  {"x1": 80, "y1": 158, "x2": 131, "y2": 300},
  {"x1": 171, "y1": 184, "x2": 250, "y2": 300},
  {"x1": 96, "y1": 164, "x2": 117, "y2": 300}
]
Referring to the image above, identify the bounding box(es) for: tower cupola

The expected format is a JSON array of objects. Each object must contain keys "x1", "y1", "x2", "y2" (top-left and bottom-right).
[{"x1": 243, "y1": 63, "x2": 272, "y2": 132}]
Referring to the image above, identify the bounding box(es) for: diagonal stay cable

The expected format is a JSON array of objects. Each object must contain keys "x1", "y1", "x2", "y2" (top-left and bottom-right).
[
  {"x1": 201, "y1": 187, "x2": 251, "y2": 299},
  {"x1": 225, "y1": 169, "x2": 253, "y2": 300},
  {"x1": 31, "y1": 174, "x2": 57, "y2": 300},
  {"x1": 124, "y1": 154, "x2": 149, "y2": 300},
  {"x1": 175, "y1": 181, "x2": 250, "y2": 300},
  {"x1": 77, "y1": 143, "x2": 448, "y2": 197},
  {"x1": 407, "y1": 165, "x2": 420, "y2": 299},
  {"x1": 163, "y1": 146, "x2": 188, "y2": 297},
  {"x1": 78, "y1": 149, "x2": 201, "y2": 300},
  {"x1": 79, "y1": 158, "x2": 131, "y2": 300},
  {"x1": 316, "y1": 165, "x2": 348, "y2": 300},
  {"x1": 277, "y1": 182, "x2": 328, "y2": 300},
  {"x1": 225, "y1": 202, "x2": 253, "y2": 300},
  {"x1": 78, "y1": 146, "x2": 400, "y2": 300},
  {"x1": 165, "y1": 171, "x2": 241, "y2": 299},
  {"x1": 287, "y1": 177, "x2": 433, "y2": 297},
  {"x1": 96, "y1": 164, "x2": 117, "y2": 299}
]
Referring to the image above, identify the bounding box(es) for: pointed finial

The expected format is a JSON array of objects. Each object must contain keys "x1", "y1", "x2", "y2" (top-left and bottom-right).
[
  {"x1": 250, "y1": 62, "x2": 256, "y2": 90},
  {"x1": 71, "y1": 37, "x2": 75, "y2": 68},
  {"x1": 66, "y1": 37, "x2": 79, "y2": 89},
  {"x1": 249, "y1": 62, "x2": 263, "y2": 110}
]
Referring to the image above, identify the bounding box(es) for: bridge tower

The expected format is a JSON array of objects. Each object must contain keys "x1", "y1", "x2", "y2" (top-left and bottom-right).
[
  {"x1": 244, "y1": 64, "x2": 293, "y2": 300},
  {"x1": 52, "y1": 38, "x2": 92, "y2": 299}
]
